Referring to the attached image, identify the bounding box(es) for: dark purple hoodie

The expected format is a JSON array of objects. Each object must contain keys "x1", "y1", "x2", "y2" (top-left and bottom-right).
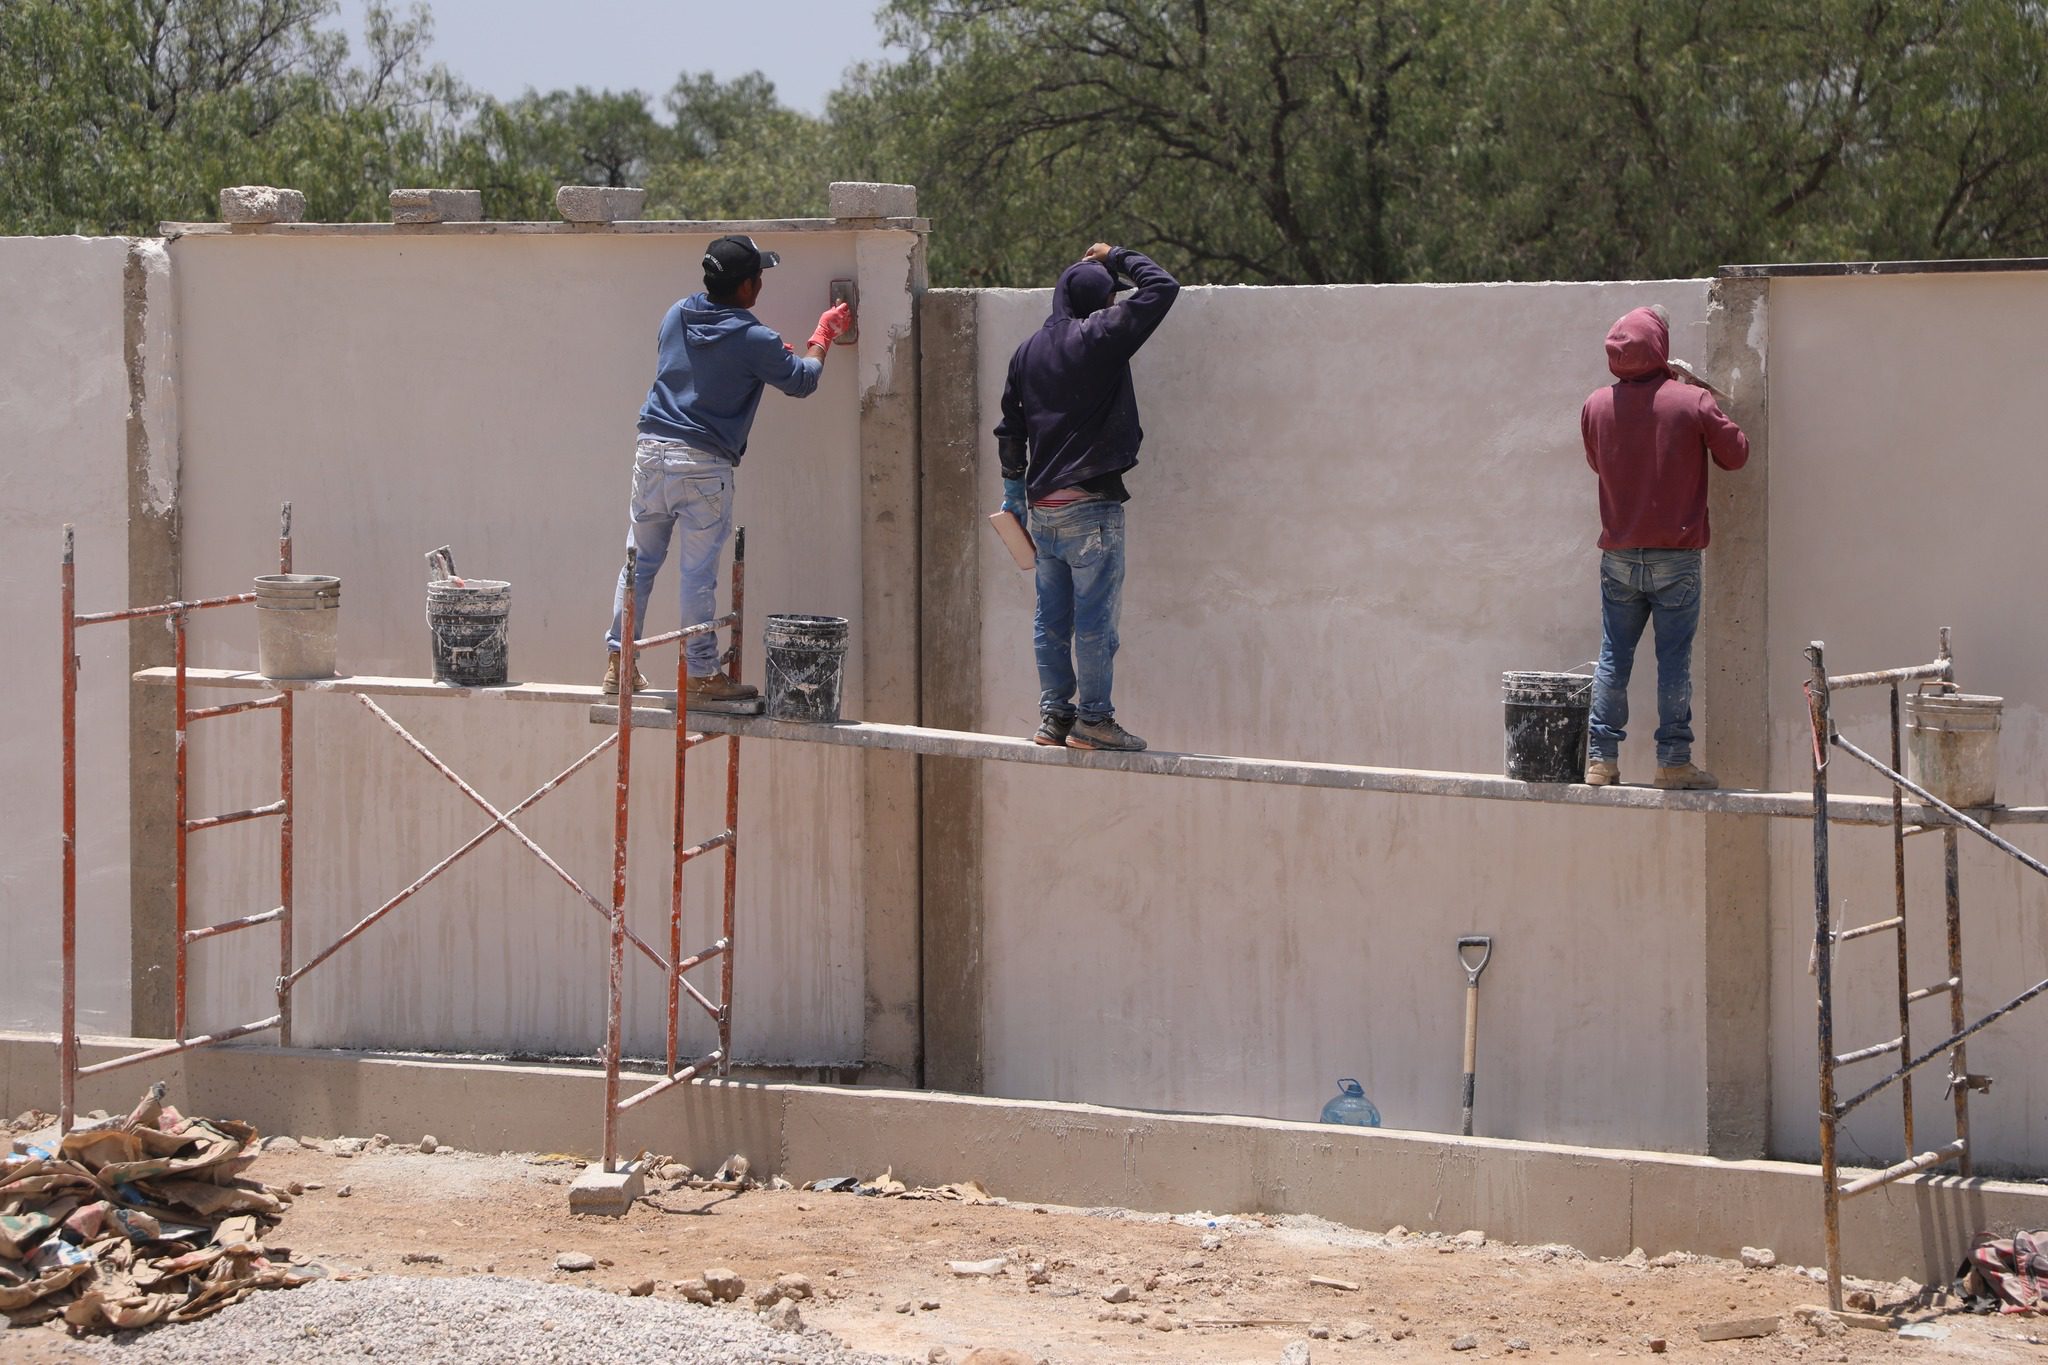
[{"x1": 994, "y1": 248, "x2": 1180, "y2": 499}]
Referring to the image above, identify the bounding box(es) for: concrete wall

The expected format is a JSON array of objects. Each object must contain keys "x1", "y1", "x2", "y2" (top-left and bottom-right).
[
  {"x1": 1764, "y1": 270, "x2": 2048, "y2": 1171},
  {"x1": 164, "y1": 227, "x2": 914, "y2": 1065},
  {"x1": 0, "y1": 238, "x2": 137, "y2": 1035},
  {"x1": 957, "y1": 280, "x2": 1721, "y2": 1151}
]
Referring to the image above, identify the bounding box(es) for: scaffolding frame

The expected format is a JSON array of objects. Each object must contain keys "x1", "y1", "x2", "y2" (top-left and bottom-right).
[
  {"x1": 59, "y1": 511, "x2": 746, "y2": 1173},
  {"x1": 1805, "y1": 631, "x2": 2048, "y2": 1309}
]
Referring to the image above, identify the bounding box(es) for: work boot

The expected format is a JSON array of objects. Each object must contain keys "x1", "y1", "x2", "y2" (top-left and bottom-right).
[
  {"x1": 602, "y1": 651, "x2": 647, "y2": 696},
  {"x1": 1035, "y1": 713, "x2": 1075, "y2": 747},
  {"x1": 1654, "y1": 762, "x2": 1718, "y2": 790},
  {"x1": 687, "y1": 670, "x2": 759, "y2": 703},
  {"x1": 1067, "y1": 716, "x2": 1146, "y2": 752},
  {"x1": 1585, "y1": 758, "x2": 1620, "y2": 786}
]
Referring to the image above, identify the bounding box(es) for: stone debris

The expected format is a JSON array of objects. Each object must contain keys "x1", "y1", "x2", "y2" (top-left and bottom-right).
[
  {"x1": 0, "y1": 1084, "x2": 324, "y2": 1333},
  {"x1": 555, "y1": 186, "x2": 648, "y2": 224},
  {"x1": 949, "y1": 1257, "x2": 1007, "y2": 1277},
  {"x1": 1698, "y1": 1314, "x2": 1780, "y2": 1341},
  {"x1": 919, "y1": 1297, "x2": 941, "y2": 1311},
  {"x1": 1025, "y1": 1261, "x2": 1051, "y2": 1285},
  {"x1": 399, "y1": 1251, "x2": 443, "y2": 1265},
  {"x1": 1618, "y1": 1247, "x2": 1650, "y2": 1268},
  {"x1": 1307, "y1": 1324, "x2": 1331, "y2": 1339},
  {"x1": 1451, "y1": 1334, "x2": 1479, "y2": 1351},
  {"x1": 418, "y1": 1135, "x2": 438, "y2": 1154},
  {"x1": 1453, "y1": 1229, "x2": 1487, "y2": 1248},
  {"x1": 1649, "y1": 1251, "x2": 1689, "y2": 1268},
  {"x1": 388, "y1": 189, "x2": 482, "y2": 224},
  {"x1": 1101, "y1": 1282, "x2": 1133, "y2": 1303},
  {"x1": 1646, "y1": 1337, "x2": 1668, "y2": 1353},
  {"x1": 218, "y1": 185, "x2": 305, "y2": 224},
  {"x1": 895, "y1": 1300, "x2": 914, "y2": 1314},
  {"x1": 1310, "y1": 1275, "x2": 1360, "y2": 1292},
  {"x1": 555, "y1": 1252, "x2": 596, "y2": 1272},
  {"x1": 1200, "y1": 1233, "x2": 1224, "y2": 1251},
  {"x1": 702, "y1": 1268, "x2": 747, "y2": 1302},
  {"x1": 1740, "y1": 1245, "x2": 1777, "y2": 1269},
  {"x1": 755, "y1": 1272, "x2": 815, "y2": 1307},
  {"x1": 1280, "y1": 1342, "x2": 1313, "y2": 1365},
  {"x1": 335, "y1": 1184, "x2": 352, "y2": 1198},
  {"x1": 1506, "y1": 1338, "x2": 1531, "y2": 1352},
  {"x1": 1844, "y1": 1288, "x2": 1879, "y2": 1312},
  {"x1": 762, "y1": 1298, "x2": 802, "y2": 1331},
  {"x1": 1385, "y1": 1225, "x2": 1409, "y2": 1238},
  {"x1": 1793, "y1": 1303, "x2": 1888, "y2": 1332}
]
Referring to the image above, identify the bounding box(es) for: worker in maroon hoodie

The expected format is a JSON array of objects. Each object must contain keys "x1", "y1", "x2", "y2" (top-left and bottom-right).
[{"x1": 1581, "y1": 305, "x2": 1749, "y2": 790}]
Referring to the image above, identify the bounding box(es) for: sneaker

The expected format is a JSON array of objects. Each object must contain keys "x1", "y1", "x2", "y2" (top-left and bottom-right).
[
  {"x1": 686, "y1": 670, "x2": 760, "y2": 703},
  {"x1": 602, "y1": 651, "x2": 648, "y2": 696},
  {"x1": 1067, "y1": 716, "x2": 1146, "y2": 752},
  {"x1": 1035, "y1": 713, "x2": 1075, "y2": 747},
  {"x1": 1654, "y1": 762, "x2": 1718, "y2": 790},
  {"x1": 1585, "y1": 758, "x2": 1620, "y2": 787}
]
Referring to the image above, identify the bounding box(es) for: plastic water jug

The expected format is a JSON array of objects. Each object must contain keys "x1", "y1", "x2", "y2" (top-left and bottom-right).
[{"x1": 1320, "y1": 1078, "x2": 1381, "y2": 1127}]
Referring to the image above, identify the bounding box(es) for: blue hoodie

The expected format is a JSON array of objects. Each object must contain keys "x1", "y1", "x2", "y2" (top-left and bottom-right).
[
  {"x1": 994, "y1": 248, "x2": 1180, "y2": 499},
  {"x1": 637, "y1": 293, "x2": 821, "y2": 462}
]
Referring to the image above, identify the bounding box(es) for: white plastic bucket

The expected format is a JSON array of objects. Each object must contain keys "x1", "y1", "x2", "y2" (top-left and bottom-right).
[
  {"x1": 254, "y1": 574, "x2": 340, "y2": 679},
  {"x1": 1906, "y1": 687, "x2": 2002, "y2": 809}
]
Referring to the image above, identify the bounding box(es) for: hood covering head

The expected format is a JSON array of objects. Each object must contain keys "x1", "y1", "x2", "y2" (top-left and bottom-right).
[
  {"x1": 1605, "y1": 306, "x2": 1671, "y2": 380},
  {"x1": 1051, "y1": 259, "x2": 1118, "y2": 322}
]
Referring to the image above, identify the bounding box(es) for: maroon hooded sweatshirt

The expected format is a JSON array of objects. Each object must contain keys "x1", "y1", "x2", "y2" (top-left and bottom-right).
[{"x1": 1581, "y1": 307, "x2": 1749, "y2": 550}]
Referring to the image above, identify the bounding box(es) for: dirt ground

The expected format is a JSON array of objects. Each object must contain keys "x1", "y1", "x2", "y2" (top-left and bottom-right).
[{"x1": 6, "y1": 1138, "x2": 2045, "y2": 1364}]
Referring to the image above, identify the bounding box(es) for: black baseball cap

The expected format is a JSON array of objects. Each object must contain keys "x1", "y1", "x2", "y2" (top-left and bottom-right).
[{"x1": 703, "y1": 234, "x2": 779, "y2": 285}]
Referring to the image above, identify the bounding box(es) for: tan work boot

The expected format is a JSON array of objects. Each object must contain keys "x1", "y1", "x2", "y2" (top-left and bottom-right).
[
  {"x1": 687, "y1": 670, "x2": 759, "y2": 703},
  {"x1": 1585, "y1": 758, "x2": 1620, "y2": 786},
  {"x1": 601, "y1": 651, "x2": 648, "y2": 696},
  {"x1": 1654, "y1": 762, "x2": 1718, "y2": 790}
]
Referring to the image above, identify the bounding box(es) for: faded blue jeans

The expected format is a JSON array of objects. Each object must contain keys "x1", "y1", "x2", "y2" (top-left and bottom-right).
[
  {"x1": 1030, "y1": 500, "x2": 1126, "y2": 723},
  {"x1": 605, "y1": 438, "x2": 734, "y2": 676},
  {"x1": 1589, "y1": 548, "x2": 1701, "y2": 766}
]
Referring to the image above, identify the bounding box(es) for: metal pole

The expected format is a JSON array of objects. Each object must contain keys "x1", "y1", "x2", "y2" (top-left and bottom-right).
[
  {"x1": 604, "y1": 545, "x2": 637, "y2": 1172},
  {"x1": 277, "y1": 502, "x2": 295, "y2": 1046},
  {"x1": 60, "y1": 527, "x2": 77, "y2": 1133},
  {"x1": 668, "y1": 607, "x2": 687, "y2": 1078},
  {"x1": 173, "y1": 606, "x2": 189, "y2": 1042},
  {"x1": 720, "y1": 530, "x2": 744, "y2": 1075},
  {"x1": 1890, "y1": 684, "x2": 1913, "y2": 1154},
  {"x1": 1946, "y1": 827, "x2": 1972, "y2": 1175},
  {"x1": 1806, "y1": 643, "x2": 1843, "y2": 1313}
]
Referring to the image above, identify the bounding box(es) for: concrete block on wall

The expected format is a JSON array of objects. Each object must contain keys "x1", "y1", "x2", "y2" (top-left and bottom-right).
[
  {"x1": 218, "y1": 186, "x2": 305, "y2": 224},
  {"x1": 554, "y1": 186, "x2": 647, "y2": 224},
  {"x1": 829, "y1": 182, "x2": 917, "y2": 221},
  {"x1": 389, "y1": 189, "x2": 484, "y2": 224}
]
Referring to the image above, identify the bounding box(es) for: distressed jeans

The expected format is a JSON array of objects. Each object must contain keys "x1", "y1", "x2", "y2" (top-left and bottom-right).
[
  {"x1": 1030, "y1": 500, "x2": 1127, "y2": 723},
  {"x1": 1588, "y1": 548, "x2": 1702, "y2": 767},
  {"x1": 605, "y1": 439, "x2": 734, "y2": 677}
]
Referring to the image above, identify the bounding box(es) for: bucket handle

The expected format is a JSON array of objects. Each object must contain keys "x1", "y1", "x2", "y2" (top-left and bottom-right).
[{"x1": 1915, "y1": 679, "x2": 1962, "y2": 697}]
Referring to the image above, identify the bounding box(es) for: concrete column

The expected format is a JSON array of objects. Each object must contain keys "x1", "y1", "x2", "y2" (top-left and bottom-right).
[
  {"x1": 1699, "y1": 274, "x2": 1771, "y2": 1156},
  {"x1": 125, "y1": 239, "x2": 180, "y2": 1038},
  {"x1": 916, "y1": 290, "x2": 985, "y2": 1093},
  {"x1": 853, "y1": 228, "x2": 929, "y2": 1085}
]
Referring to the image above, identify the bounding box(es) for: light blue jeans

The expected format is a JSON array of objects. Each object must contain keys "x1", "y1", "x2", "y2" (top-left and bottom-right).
[
  {"x1": 605, "y1": 439, "x2": 734, "y2": 676},
  {"x1": 1589, "y1": 548, "x2": 1702, "y2": 767},
  {"x1": 1030, "y1": 500, "x2": 1126, "y2": 723}
]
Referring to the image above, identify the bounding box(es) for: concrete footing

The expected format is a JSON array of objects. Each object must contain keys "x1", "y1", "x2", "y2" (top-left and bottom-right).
[
  {"x1": 4, "y1": 1032, "x2": 2039, "y2": 1285},
  {"x1": 568, "y1": 1160, "x2": 645, "y2": 1215}
]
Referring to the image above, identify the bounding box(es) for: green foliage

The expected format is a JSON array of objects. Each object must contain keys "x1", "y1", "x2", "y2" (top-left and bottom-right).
[{"x1": 4, "y1": 0, "x2": 2043, "y2": 284}]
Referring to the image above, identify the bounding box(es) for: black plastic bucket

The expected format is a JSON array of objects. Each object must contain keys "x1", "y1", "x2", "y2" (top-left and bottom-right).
[
  {"x1": 763, "y1": 614, "x2": 849, "y2": 723},
  {"x1": 426, "y1": 578, "x2": 511, "y2": 686},
  {"x1": 1502, "y1": 671, "x2": 1592, "y2": 783}
]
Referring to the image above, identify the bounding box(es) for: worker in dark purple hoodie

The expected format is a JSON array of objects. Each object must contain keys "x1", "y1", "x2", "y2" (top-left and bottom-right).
[
  {"x1": 994, "y1": 242, "x2": 1179, "y2": 752},
  {"x1": 1581, "y1": 304, "x2": 1749, "y2": 790}
]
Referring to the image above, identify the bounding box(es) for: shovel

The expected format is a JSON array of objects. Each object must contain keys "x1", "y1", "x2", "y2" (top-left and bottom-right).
[{"x1": 1457, "y1": 935, "x2": 1493, "y2": 1136}]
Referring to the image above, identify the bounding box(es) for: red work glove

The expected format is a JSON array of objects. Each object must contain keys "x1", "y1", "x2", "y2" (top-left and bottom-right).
[{"x1": 809, "y1": 300, "x2": 853, "y2": 350}]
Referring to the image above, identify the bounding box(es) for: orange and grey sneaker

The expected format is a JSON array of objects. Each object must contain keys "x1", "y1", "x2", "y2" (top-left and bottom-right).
[
  {"x1": 1035, "y1": 713, "x2": 1075, "y2": 746},
  {"x1": 602, "y1": 651, "x2": 648, "y2": 695},
  {"x1": 1585, "y1": 758, "x2": 1620, "y2": 786},
  {"x1": 1654, "y1": 762, "x2": 1718, "y2": 790},
  {"x1": 687, "y1": 670, "x2": 759, "y2": 703},
  {"x1": 1068, "y1": 716, "x2": 1146, "y2": 752}
]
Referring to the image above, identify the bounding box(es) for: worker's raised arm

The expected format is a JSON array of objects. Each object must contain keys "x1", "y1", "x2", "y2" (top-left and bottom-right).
[
  {"x1": 1698, "y1": 392, "x2": 1750, "y2": 471},
  {"x1": 1083, "y1": 246, "x2": 1180, "y2": 359},
  {"x1": 751, "y1": 328, "x2": 822, "y2": 397}
]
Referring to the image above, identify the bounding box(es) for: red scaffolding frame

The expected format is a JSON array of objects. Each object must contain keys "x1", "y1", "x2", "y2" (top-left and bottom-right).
[{"x1": 59, "y1": 509, "x2": 745, "y2": 1173}]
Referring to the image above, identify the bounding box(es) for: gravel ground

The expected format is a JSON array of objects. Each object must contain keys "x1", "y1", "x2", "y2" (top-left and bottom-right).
[{"x1": 86, "y1": 1276, "x2": 915, "y2": 1365}]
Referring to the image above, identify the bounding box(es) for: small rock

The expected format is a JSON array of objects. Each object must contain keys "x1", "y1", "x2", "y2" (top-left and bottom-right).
[
  {"x1": 1310, "y1": 1275, "x2": 1360, "y2": 1292},
  {"x1": 1619, "y1": 1247, "x2": 1649, "y2": 1268},
  {"x1": 1151, "y1": 1317, "x2": 1176, "y2": 1331},
  {"x1": 400, "y1": 1251, "x2": 443, "y2": 1265},
  {"x1": 1649, "y1": 1251, "x2": 1687, "y2": 1269},
  {"x1": 702, "y1": 1268, "x2": 746, "y2": 1302},
  {"x1": 895, "y1": 1301, "x2": 914, "y2": 1314},
  {"x1": 304, "y1": 1181, "x2": 325, "y2": 1191},
  {"x1": 949, "y1": 1257, "x2": 1007, "y2": 1277},
  {"x1": 287, "y1": 1181, "x2": 305, "y2": 1195},
  {"x1": 1386, "y1": 1225, "x2": 1409, "y2": 1238},
  {"x1": 1741, "y1": 1245, "x2": 1778, "y2": 1269},
  {"x1": 261, "y1": 1135, "x2": 301, "y2": 1151},
  {"x1": 1646, "y1": 1338, "x2": 1668, "y2": 1354},
  {"x1": 678, "y1": 1283, "x2": 716, "y2": 1306},
  {"x1": 336, "y1": 1184, "x2": 352, "y2": 1198},
  {"x1": 773, "y1": 1273, "x2": 814, "y2": 1301},
  {"x1": 769, "y1": 1175, "x2": 793, "y2": 1191},
  {"x1": 1451, "y1": 1335, "x2": 1479, "y2": 1351},
  {"x1": 1026, "y1": 1262, "x2": 1051, "y2": 1285},
  {"x1": 919, "y1": 1298, "x2": 940, "y2": 1311},
  {"x1": 762, "y1": 1299, "x2": 801, "y2": 1331},
  {"x1": 1102, "y1": 1282, "x2": 1133, "y2": 1304},
  {"x1": 1454, "y1": 1229, "x2": 1487, "y2": 1248},
  {"x1": 1390, "y1": 1327, "x2": 1412, "y2": 1340},
  {"x1": 1280, "y1": 1342, "x2": 1313, "y2": 1365},
  {"x1": 1309, "y1": 1325, "x2": 1331, "y2": 1339},
  {"x1": 928, "y1": 1350, "x2": 950, "y2": 1364},
  {"x1": 370, "y1": 1133, "x2": 390, "y2": 1149},
  {"x1": 555, "y1": 1252, "x2": 596, "y2": 1272},
  {"x1": 1181, "y1": 1255, "x2": 1204, "y2": 1270},
  {"x1": 1200, "y1": 1233, "x2": 1223, "y2": 1251},
  {"x1": 629, "y1": 1279, "x2": 655, "y2": 1297},
  {"x1": 1844, "y1": 1289, "x2": 1877, "y2": 1313},
  {"x1": 1507, "y1": 1339, "x2": 1531, "y2": 1352},
  {"x1": 419, "y1": 1135, "x2": 438, "y2": 1154}
]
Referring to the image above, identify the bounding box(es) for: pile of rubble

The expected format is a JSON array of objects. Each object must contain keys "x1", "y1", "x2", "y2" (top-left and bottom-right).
[{"x1": 1, "y1": 1084, "x2": 321, "y2": 1332}]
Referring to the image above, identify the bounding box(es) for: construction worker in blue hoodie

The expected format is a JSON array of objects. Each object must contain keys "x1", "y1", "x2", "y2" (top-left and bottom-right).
[
  {"x1": 603, "y1": 234, "x2": 852, "y2": 696},
  {"x1": 995, "y1": 242, "x2": 1180, "y2": 751}
]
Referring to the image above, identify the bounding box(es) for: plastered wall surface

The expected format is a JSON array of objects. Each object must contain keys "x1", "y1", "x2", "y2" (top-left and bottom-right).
[
  {"x1": 167, "y1": 230, "x2": 880, "y2": 1063},
  {"x1": 971, "y1": 280, "x2": 1720, "y2": 1149},
  {"x1": 1765, "y1": 272, "x2": 2048, "y2": 1171},
  {"x1": 0, "y1": 237, "x2": 134, "y2": 1033}
]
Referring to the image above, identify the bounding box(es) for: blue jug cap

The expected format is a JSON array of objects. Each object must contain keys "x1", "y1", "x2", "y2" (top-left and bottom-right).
[{"x1": 1337, "y1": 1078, "x2": 1363, "y2": 1095}]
